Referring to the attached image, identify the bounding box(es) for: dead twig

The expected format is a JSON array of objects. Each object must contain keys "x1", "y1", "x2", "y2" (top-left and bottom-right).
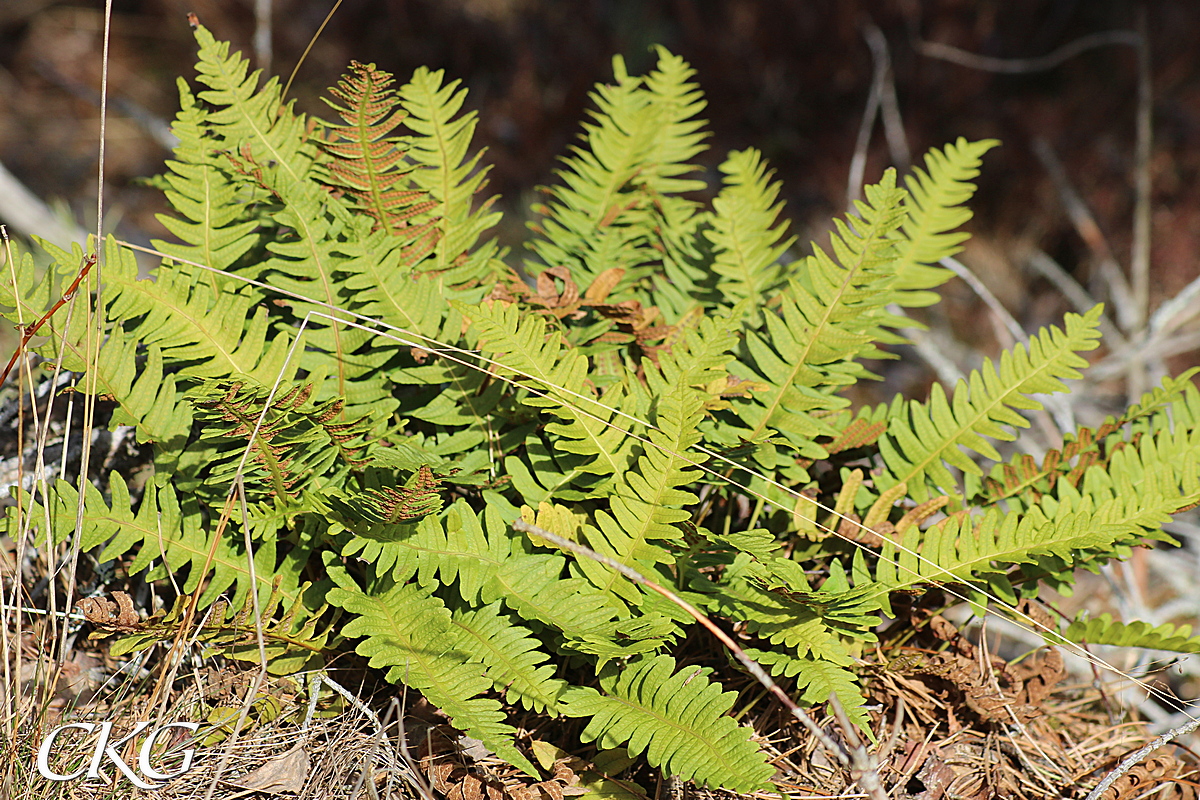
[
  {"x1": 1030, "y1": 138, "x2": 1135, "y2": 330},
  {"x1": 847, "y1": 33, "x2": 883, "y2": 209},
  {"x1": 848, "y1": 20, "x2": 910, "y2": 209},
  {"x1": 912, "y1": 29, "x2": 1140, "y2": 74},
  {"x1": 829, "y1": 694, "x2": 889, "y2": 800},
  {"x1": 1083, "y1": 713, "x2": 1200, "y2": 800},
  {"x1": 1131, "y1": 5, "x2": 1153, "y2": 335},
  {"x1": 1127, "y1": 6, "x2": 1155, "y2": 402},
  {"x1": 201, "y1": 475, "x2": 273, "y2": 800},
  {"x1": 864, "y1": 22, "x2": 909, "y2": 174},
  {"x1": 1148, "y1": 272, "x2": 1200, "y2": 340},
  {"x1": 254, "y1": 0, "x2": 273, "y2": 76},
  {"x1": 940, "y1": 256, "x2": 1027, "y2": 347},
  {"x1": 1024, "y1": 248, "x2": 1127, "y2": 347},
  {"x1": 280, "y1": 0, "x2": 344, "y2": 104}
]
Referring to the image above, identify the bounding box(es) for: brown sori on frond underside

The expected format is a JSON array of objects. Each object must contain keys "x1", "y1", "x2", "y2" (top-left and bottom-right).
[{"x1": 317, "y1": 60, "x2": 441, "y2": 247}]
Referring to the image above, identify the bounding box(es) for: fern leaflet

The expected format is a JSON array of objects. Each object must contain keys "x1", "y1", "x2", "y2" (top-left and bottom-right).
[{"x1": 560, "y1": 655, "x2": 774, "y2": 792}]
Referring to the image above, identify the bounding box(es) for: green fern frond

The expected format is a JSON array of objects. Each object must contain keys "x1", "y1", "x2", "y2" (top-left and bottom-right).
[
  {"x1": 183, "y1": 26, "x2": 391, "y2": 415},
  {"x1": 10, "y1": 237, "x2": 294, "y2": 433},
  {"x1": 890, "y1": 138, "x2": 999, "y2": 306},
  {"x1": 969, "y1": 371, "x2": 1194, "y2": 508},
  {"x1": 488, "y1": 554, "x2": 627, "y2": 649},
  {"x1": 393, "y1": 338, "x2": 501, "y2": 477},
  {"x1": 340, "y1": 246, "x2": 460, "y2": 346},
  {"x1": 704, "y1": 148, "x2": 794, "y2": 320},
  {"x1": 329, "y1": 579, "x2": 538, "y2": 776},
  {"x1": 100, "y1": 333, "x2": 194, "y2": 447},
  {"x1": 1056, "y1": 613, "x2": 1200, "y2": 654},
  {"x1": 96, "y1": 238, "x2": 298, "y2": 385},
  {"x1": 336, "y1": 503, "x2": 511, "y2": 605},
  {"x1": 463, "y1": 300, "x2": 635, "y2": 486},
  {"x1": 464, "y1": 300, "x2": 589, "y2": 404},
  {"x1": 190, "y1": 25, "x2": 321, "y2": 194},
  {"x1": 878, "y1": 306, "x2": 1104, "y2": 502},
  {"x1": 871, "y1": 481, "x2": 1189, "y2": 609},
  {"x1": 4, "y1": 472, "x2": 150, "y2": 554},
  {"x1": 1027, "y1": 409, "x2": 1200, "y2": 591},
  {"x1": 474, "y1": 512, "x2": 671, "y2": 661},
  {"x1": 153, "y1": 77, "x2": 266, "y2": 276},
  {"x1": 704, "y1": 568, "x2": 863, "y2": 662},
  {"x1": 650, "y1": 309, "x2": 743, "y2": 392},
  {"x1": 0, "y1": 245, "x2": 193, "y2": 448},
  {"x1": 547, "y1": 381, "x2": 637, "y2": 478},
  {"x1": 399, "y1": 66, "x2": 502, "y2": 284},
  {"x1": 0, "y1": 243, "x2": 78, "y2": 339},
  {"x1": 732, "y1": 171, "x2": 908, "y2": 454},
  {"x1": 1165, "y1": 375, "x2": 1200, "y2": 431},
  {"x1": 560, "y1": 655, "x2": 773, "y2": 792},
  {"x1": 452, "y1": 602, "x2": 568, "y2": 713},
  {"x1": 526, "y1": 47, "x2": 707, "y2": 289},
  {"x1": 506, "y1": 438, "x2": 597, "y2": 505},
  {"x1": 0, "y1": 240, "x2": 100, "y2": 374},
  {"x1": 585, "y1": 321, "x2": 732, "y2": 595}
]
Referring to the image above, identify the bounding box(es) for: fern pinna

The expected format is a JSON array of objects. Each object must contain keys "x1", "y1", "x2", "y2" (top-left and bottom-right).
[{"x1": 4, "y1": 24, "x2": 1199, "y2": 793}]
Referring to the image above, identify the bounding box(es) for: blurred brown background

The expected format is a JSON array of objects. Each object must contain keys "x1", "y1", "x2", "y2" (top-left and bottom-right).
[{"x1": 0, "y1": 0, "x2": 1197, "y2": 376}]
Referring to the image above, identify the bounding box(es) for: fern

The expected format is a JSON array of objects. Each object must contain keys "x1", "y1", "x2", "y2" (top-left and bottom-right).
[
  {"x1": 1055, "y1": 613, "x2": 1200, "y2": 654},
  {"x1": 317, "y1": 61, "x2": 439, "y2": 243},
  {"x1": 183, "y1": 379, "x2": 374, "y2": 505},
  {"x1": 399, "y1": 66, "x2": 503, "y2": 284},
  {"x1": 871, "y1": 489, "x2": 1188, "y2": 610},
  {"x1": 153, "y1": 77, "x2": 266, "y2": 277},
  {"x1": 877, "y1": 305, "x2": 1104, "y2": 503},
  {"x1": 890, "y1": 138, "x2": 999, "y2": 306},
  {"x1": 451, "y1": 602, "x2": 568, "y2": 713},
  {"x1": 704, "y1": 148, "x2": 794, "y2": 321},
  {"x1": 560, "y1": 655, "x2": 774, "y2": 792},
  {"x1": 526, "y1": 47, "x2": 707, "y2": 291},
  {"x1": 968, "y1": 370, "x2": 1198, "y2": 509},
  {"x1": 329, "y1": 578, "x2": 539, "y2": 776},
  {"x1": 5, "y1": 27, "x2": 1199, "y2": 796},
  {"x1": 731, "y1": 171, "x2": 909, "y2": 456}
]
